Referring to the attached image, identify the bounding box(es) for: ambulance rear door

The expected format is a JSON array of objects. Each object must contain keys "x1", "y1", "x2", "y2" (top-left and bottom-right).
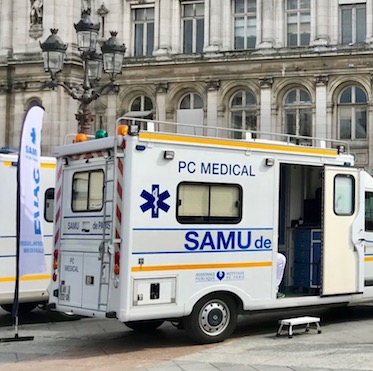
[
  {"x1": 57, "y1": 155, "x2": 115, "y2": 312},
  {"x1": 322, "y1": 166, "x2": 364, "y2": 296}
]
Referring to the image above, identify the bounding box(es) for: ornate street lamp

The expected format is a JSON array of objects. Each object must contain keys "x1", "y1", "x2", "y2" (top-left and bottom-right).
[{"x1": 40, "y1": 9, "x2": 126, "y2": 134}]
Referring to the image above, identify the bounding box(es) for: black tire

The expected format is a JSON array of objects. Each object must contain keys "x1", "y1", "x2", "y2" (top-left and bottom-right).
[
  {"x1": 183, "y1": 294, "x2": 237, "y2": 344},
  {"x1": 1, "y1": 302, "x2": 38, "y2": 314},
  {"x1": 124, "y1": 319, "x2": 164, "y2": 332}
]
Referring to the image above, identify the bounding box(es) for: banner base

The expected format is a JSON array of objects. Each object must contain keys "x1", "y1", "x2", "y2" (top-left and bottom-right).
[{"x1": 0, "y1": 334, "x2": 34, "y2": 342}]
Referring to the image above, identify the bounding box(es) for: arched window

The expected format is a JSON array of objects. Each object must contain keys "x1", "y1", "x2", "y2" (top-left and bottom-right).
[
  {"x1": 177, "y1": 92, "x2": 204, "y2": 134},
  {"x1": 283, "y1": 88, "x2": 312, "y2": 140},
  {"x1": 230, "y1": 90, "x2": 257, "y2": 139},
  {"x1": 131, "y1": 95, "x2": 153, "y2": 117},
  {"x1": 338, "y1": 86, "x2": 367, "y2": 140},
  {"x1": 128, "y1": 95, "x2": 153, "y2": 130},
  {"x1": 179, "y1": 93, "x2": 203, "y2": 109}
]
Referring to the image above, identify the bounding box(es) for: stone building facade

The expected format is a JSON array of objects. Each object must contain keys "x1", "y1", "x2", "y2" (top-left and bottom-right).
[{"x1": 1, "y1": 0, "x2": 373, "y2": 173}]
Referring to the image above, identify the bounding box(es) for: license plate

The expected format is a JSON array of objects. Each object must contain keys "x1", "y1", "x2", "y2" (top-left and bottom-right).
[{"x1": 60, "y1": 284, "x2": 71, "y2": 302}]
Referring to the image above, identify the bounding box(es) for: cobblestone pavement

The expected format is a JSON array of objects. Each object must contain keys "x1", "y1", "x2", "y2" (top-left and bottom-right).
[{"x1": 1, "y1": 305, "x2": 373, "y2": 370}]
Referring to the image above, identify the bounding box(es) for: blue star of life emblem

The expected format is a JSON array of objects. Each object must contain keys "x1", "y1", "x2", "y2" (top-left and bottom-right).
[
  {"x1": 140, "y1": 184, "x2": 170, "y2": 218},
  {"x1": 30, "y1": 127, "x2": 36, "y2": 144}
]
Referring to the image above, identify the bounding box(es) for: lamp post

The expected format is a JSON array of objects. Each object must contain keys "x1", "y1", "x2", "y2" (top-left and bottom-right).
[{"x1": 40, "y1": 9, "x2": 126, "y2": 134}]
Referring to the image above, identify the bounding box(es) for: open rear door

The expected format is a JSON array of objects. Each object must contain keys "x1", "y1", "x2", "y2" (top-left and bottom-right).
[{"x1": 322, "y1": 166, "x2": 364, "y2": 296}]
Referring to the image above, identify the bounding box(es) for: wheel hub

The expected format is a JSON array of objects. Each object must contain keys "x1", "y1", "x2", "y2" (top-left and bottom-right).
[
  {"x1": 199, "y1": 300, "x2": 230, "y2": 336},
  {"x1": 208, "y1": 308, "x2": 223, "y2": 326}
]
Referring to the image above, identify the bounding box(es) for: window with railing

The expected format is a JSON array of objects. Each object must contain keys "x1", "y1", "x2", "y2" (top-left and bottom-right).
[
  {"x1": 340, "y1": 3, "x2": 366, "y2": 45},
  {"x1": 177, "y1": 93, "x2": 204, "y2": 134},
  {"x1": 284, "y1": 88, "x2": 312, "y2": 141},
  {"x1": 286, "y1": 0, "x2": 310, "y2": 47},
  {"x1": 133, "y1": 7, "x2": 155, "y2": 56},
  {"x1": 338, "y1": 86, "x2": 367, "y2": 140},
  {"x1": 233, "y1": 0, "x2": 257, "y2": 49},
  {"x1": 230, "y1": 90, "x2": 257, "y2": 139},
  {"x1": 182, "y1": 1, "x2": 204, "y2": 53}
]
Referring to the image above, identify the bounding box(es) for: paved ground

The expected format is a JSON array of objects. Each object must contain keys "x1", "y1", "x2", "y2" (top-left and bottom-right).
[{"x1": 0, "y1": 304, "x2": 373, "y2": 370}]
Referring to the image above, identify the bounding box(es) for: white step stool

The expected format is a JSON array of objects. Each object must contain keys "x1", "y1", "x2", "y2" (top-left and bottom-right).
[{"x1": 276, "y1": 316, "x2": 321, "y2": 338}]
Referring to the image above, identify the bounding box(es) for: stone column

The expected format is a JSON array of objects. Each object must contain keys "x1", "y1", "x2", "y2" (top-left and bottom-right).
[
  {"x1": 361, "y1": 101, "x2": 373, "y2": 170},
  {"x1": 257, "y1": 0, "x2": 274, "y2": 49},
  {"x1": 315, "y1": 75, "x2": 328, "y2": 139},
  {"x1": 312, "y1": 0, "x2": 329, "y2": 46},
  {"x1": 259, "y1": 77, "x2": 273, "y2": 133},
  {"x1": 204, "y1": 0, "x2": 221, "y2": 53},
  {"x1": 169, "y1": 1, "x2": 182, "y2": 53},
  {"x1": 0, "y1": 1, "x2": 12, "y2": 57},
  {"x1": 206, "y1": 80, "x2": 220, "y2": 136},
  {"x1": 329, "y1": 1, "x2": 338, "y2": 45},
  {"x1": 0, "y1": 85, "x2": 8, "y2": 147},
  {"x1": 155, "y1": 83, "x2": 168, "y2": 122},
  {"x1": 366, "y1": 0, "x2": 373, "y2": 45},
  {"x1": 368, "y1": 78, "x2": 373, "y2": 173},
  {"x1": 154, "y1": 0, "x2": 172, "y2": 56},
  {"x1": 106, "y1": 92, "x2": 118, "y2": 136},
  {"x1": 221, "y1": 0, "x2": 231, "y2": 50}
]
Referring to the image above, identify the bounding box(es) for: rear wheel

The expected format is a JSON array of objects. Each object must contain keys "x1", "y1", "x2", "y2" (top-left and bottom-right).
[
  {"x1": 183, "y1": 294, "x2": 237, "y2": 344},
  {"x1": 1, "y1": 302, "x2": 38, "y2": 314},
  {"x1": 124, "y1": 319, "x2": 164, "y2": 332}
]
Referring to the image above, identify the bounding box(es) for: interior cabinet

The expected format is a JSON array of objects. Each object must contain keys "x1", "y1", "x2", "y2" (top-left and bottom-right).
[{"x1": 293, "y1": 228, "x2": 321, "y2": 289}]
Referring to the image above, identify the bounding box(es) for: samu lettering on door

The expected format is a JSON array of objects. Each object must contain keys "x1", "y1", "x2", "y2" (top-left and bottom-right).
[{"x1": 184, "y1": 230, "x2": 272, "y2": 251}]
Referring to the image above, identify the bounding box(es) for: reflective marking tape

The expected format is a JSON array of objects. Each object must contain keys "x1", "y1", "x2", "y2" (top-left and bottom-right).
[
  {"x1": 131, "y1": 261, "x2": 272, "y2": 272},
  {"x1": 0, "y1": 274, "x2": 50, "y2": 282},
  {"x1": 54, "y1": 160, "x2": 63, "y2": 247},
  {"x1": 3, "y1": 161, "x2": 56, "y2": 168},
  {"x1": 139, "y1": 132, "x2": 338, "y2": 156},
  {"x1": 115, "y1": 158, "x2": 123, "y2": 240}
]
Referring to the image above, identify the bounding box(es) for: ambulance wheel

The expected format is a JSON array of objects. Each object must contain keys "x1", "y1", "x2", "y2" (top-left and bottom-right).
[
  {"x1": 124, "y1": 319, "x2": 164, "y2": 332},
  {"x1": 184, "y1": 294, "x2": 237, "y2": 344},
  {"x1": 1, "y1": 302, "x2": 38, "y2": 314}
]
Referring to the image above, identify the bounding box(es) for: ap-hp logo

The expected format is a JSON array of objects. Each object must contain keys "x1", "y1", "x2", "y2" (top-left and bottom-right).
[{"x1": 140, "y1": 184, "x2": 170, "y2": 218}]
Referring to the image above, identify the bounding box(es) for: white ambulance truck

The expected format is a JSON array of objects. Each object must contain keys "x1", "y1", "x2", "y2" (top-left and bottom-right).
[
  {"x1": 48, "y1": 118, "x2": 373, "y2": 343},
  {"x1": 0, "y1": 149, "x2": 55, "y2": 313}
]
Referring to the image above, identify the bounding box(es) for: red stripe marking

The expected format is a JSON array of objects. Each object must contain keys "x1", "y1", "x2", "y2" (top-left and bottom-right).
[
  {"x1": 57, "y1": 165, "x2": 63, "y2": 179},
  {"x1": 116, "y1": 205, "x2": 122, "y2": 223},
  {"x1": 117, "y1": 182, "x2": 122, "y2": 199},
  {"x1": 118, "y1": 158, "x2": 123, "y2": 175},
  {"x1": 54, "y1": 229, "x2": 60, "y2": 245},
  {"x1": 55, "y1": 207, "x2": 60, "y2": 223},
  {"x1": 56, "y1": 187, "x2": 61, "y2": 202}
]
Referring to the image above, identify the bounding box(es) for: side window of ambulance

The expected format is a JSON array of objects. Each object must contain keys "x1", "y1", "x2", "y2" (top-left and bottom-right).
[
  {"x1": 334, "y1": 174, "x2": 355, "y2": 215},
  {"x1": 365, "y1": 192, "x2": 373, "y2": 231},
  {"x1": 177, "y1": 182, "x2": 242, "y2": 224},
  {"x1": 44, "y1": 188, "x2": 55, "y2": 222},
  {"x1": 72, "y1": 170, "x2": 104, "y2": 212}
]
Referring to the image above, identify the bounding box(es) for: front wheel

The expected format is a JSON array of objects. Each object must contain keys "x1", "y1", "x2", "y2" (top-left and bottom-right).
[
  {"x1": 183, "y1": 294, "x2": 237, "y2": 344},
  {"x1": 124, "y1": 319, "x2": 164, "y2": 332}
]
